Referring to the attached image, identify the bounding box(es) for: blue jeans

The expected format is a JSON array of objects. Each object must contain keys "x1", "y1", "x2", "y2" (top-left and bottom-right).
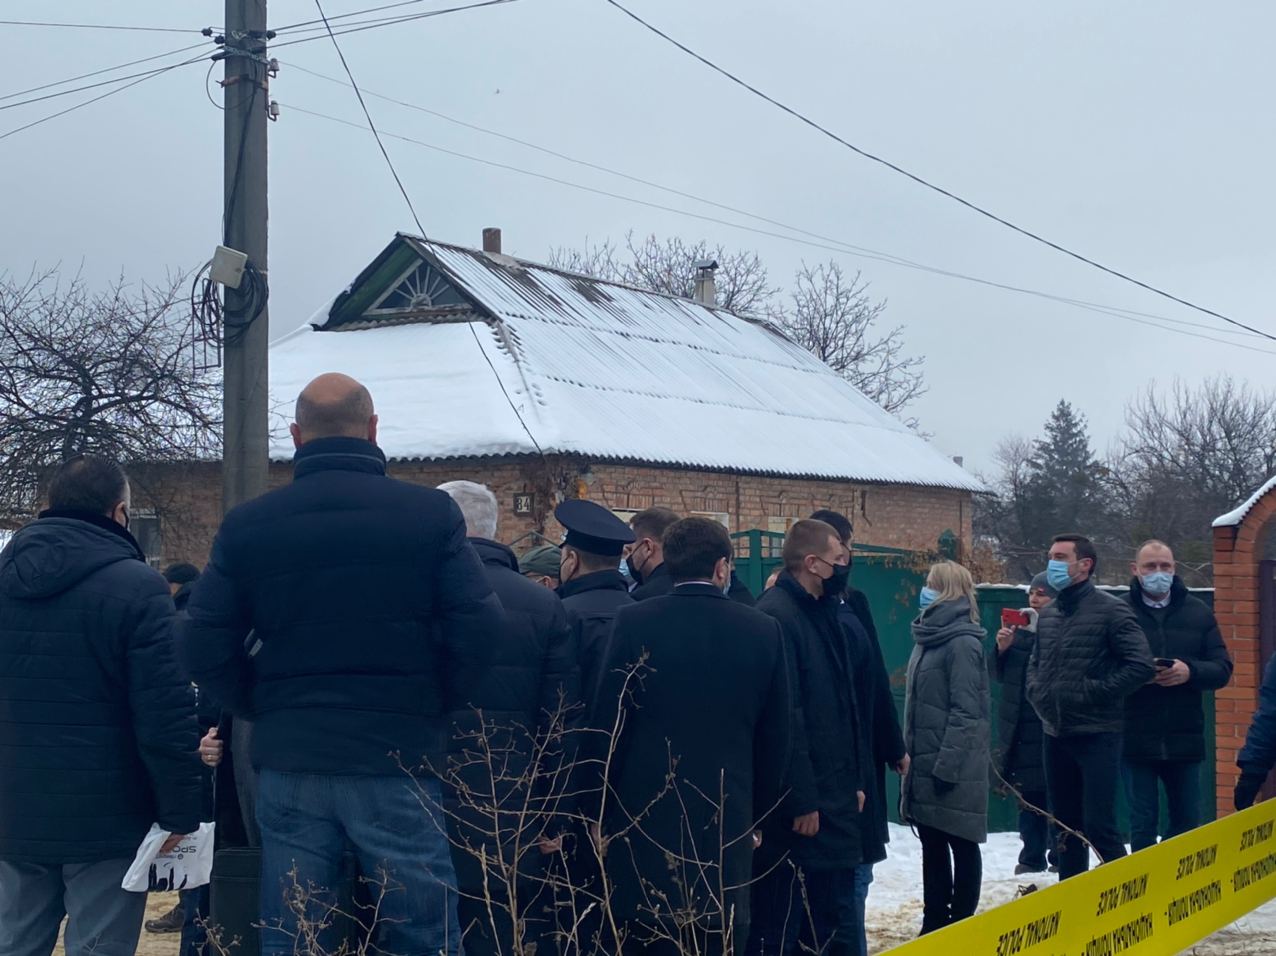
[
  {"x1": 257, "y1": 769, "x2": 459, "y2": 956},
  {"x1": 1016, "y1": 789, "x2": 1058, "y2": 871},
  {"x1": 178, "y1": 885, "x2": 209, "y2": 956},
  {"x1": 1124, "y1": 759, "x2": 1202, "y2": 852},
  {"x1": 852, "y1": 864, "x2": 873, "y2": 956}
]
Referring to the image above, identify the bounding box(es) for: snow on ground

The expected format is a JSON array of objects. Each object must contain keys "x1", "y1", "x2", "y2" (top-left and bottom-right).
[{"x1": 866, "y1": 825, "x2": 1276, "y2": 955}]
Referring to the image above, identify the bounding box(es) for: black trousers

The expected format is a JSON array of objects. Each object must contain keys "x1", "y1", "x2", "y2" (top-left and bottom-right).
[
  {"x1": 916, "y1": 825, "x2": 981, "y2": 934},
  {"x1": 1044, "y1": 732, "x2": 1127, "y2": 879}
]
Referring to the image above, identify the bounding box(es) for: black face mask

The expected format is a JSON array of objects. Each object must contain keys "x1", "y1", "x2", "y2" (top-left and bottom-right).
[
  {"x1": 818, "y1": 558, "x2": 851, "y2": 597},
  {"x1": 626, "y1": 543, "x2": 647, "y2": 586}
]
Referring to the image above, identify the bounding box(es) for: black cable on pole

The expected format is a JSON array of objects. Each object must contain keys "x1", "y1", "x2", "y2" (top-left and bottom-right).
[
  {"x1": 0, "y1": 62, "x2": 206, "y2": 111},
  {"x1": 0, "y1": 19, "x2": 206, "y2": 34},
  {"x1": 0, "y1": 53, "x2": 208, "y2": 142},
  {"x1": 282, "y1": 102, "x2": 1276, "y2": 358},
  {"x1": 269, "y1": 0, "x2": 518, "y2": 49},
  {"x1": 0, "y1": 41, "x2": 211, "y2": 102},
  {"x1": 274, "y1": 0, "x2": 438, "y2": 32},
  {"x1": 310, "y1": 0, "x2": 429, "y2": 240},
  {"x1": 600, "y1": 0, "x2": 1276, "y2": 342}
]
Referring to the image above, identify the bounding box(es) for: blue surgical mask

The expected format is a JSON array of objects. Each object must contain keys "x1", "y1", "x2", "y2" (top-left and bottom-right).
[
  {"x1": 1141, "y1": 571, "x2": 1173, "y2": 597},
  {"x1": 919, "y1": 586, "x2": 940, "y2": 610},
  {"x1": 1046, "y1": 560, "x2": 1074, "y2": 592}
]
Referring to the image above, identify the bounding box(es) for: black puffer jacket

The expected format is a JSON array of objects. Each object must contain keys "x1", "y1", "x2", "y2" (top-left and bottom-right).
[
  {"x1": 1027, "y1": 579, "x2": 1154, "y2": 738},
  {"x1": 448, "y1": 538, "x2": 580, "y2": 765},
  {"x1": 1123, "y1": 577, "x2": 1232, "y2": 763},
  {"x1": 994, "y1": 628, "x2": 1047, "y2": 793},
  {"x1": 181, "y1": 437, "x2": 503, "y2": 776},
  {"x1": 0, "y1": 513, "x2": 201, "y2": 863},
  {"x1": 902, "y1": 597, "x2": 990, "y2": 845},
  {"x1": 756, "y1": 572, "x2": 867, "y2": 870}
]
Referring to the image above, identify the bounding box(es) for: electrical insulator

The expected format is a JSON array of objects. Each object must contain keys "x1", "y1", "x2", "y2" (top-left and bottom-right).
[{"x1": 268, "y1": 101, "x2": 281, "y2": 122}]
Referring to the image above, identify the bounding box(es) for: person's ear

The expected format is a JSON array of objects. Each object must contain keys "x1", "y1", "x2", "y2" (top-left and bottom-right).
[
  {"x1": 290, "y1": 422, "x2": 303, "y2": 449},
  {"x1": 367, "y1": 414, "x2": 379, "y2": 444}
]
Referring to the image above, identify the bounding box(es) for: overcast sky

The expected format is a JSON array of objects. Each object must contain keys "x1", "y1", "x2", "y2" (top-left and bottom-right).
[{"x1": 4, "y1": 0, "x2": 1273, "y2": 475}]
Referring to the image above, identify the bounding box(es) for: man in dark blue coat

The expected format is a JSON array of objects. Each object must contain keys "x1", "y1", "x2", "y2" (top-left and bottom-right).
[
  {"x1": 589, "y1": 517, "x2": 793, "y2": 955},
  {"x1": 0, "y1": 455, "x2": 201, "y2": 956},
  {"x1": 181, "y1": 373, "x2": 502, "y2": 956},
  {"x1": 438, "y1": 480, "x2": 579, "y2": 956}
]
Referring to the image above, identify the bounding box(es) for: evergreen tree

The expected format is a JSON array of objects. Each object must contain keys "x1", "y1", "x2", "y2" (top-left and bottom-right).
[{"x1": 1024, "y1": 400, "x2": 1104, "y2": 545}]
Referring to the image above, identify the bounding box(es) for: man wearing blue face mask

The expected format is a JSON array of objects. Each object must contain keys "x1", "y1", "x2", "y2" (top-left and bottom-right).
[
  {"x1": 1026, "y1": 534, "x2": 1154, "y2": 879},
  {"x1": 1122, "y1": 540, "x2": 1231, "y2": 852}
]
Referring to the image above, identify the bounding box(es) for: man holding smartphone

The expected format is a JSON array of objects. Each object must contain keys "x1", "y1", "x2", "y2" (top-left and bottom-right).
[{"x1": 1122, "y1": 540, "x2": 1232, "y2": 851}]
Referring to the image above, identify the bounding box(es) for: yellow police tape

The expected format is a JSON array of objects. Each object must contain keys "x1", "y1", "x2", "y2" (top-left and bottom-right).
[{"x1": 886, "y1": 799, "x2": 1276, "y2": 955}]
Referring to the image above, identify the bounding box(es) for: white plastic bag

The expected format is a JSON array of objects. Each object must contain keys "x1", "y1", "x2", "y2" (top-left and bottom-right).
[{"x1": 121, "y1": 823, "x2": 215, "y2": 892}]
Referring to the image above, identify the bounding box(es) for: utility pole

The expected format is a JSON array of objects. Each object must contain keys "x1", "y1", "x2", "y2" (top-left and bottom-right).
[{"x1": 222, "y1": 0, "x2": 270, "y2": 513}]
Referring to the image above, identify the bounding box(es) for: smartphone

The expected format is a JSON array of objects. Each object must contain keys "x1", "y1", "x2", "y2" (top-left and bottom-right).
[
  {"x1": 1154, "y1": 658, "x2": 1176, "y2": 668},
  {"x1": 1001, "y1": 608, "x2": 1031, "y2": 628}
]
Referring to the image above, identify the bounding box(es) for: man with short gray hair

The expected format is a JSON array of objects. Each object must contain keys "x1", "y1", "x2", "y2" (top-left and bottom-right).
[
  {"x1": 1123, "y1": 540, "x2": 1231, "y2": 850},
  {"x1": 437, "y1": 480, "x2": 578, "y2": 956}
]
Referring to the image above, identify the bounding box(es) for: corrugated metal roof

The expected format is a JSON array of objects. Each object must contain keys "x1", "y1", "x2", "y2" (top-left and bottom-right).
[{"x1": 268, "y1": 236, "x2": 983, "y2": 491}]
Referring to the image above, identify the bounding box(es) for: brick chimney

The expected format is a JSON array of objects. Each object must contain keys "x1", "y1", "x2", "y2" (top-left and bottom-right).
[{"x1": 482, "y1": 227, "x2": 502, "y2": 254}]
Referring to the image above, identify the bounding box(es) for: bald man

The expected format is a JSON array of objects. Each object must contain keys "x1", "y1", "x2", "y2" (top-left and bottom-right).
[{"x1": 181, "y1": 372, "x2": 500, "y2": 956}]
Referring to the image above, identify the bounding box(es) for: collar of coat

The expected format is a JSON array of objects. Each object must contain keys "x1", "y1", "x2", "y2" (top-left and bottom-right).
[
  {"x1": 558, "y1": 568, "x2": 629, "y2": 599},
  {"x1": 672, "y1": 581, "x2": 728, "y2": 598},
  {"x1": 776, "y1": 569, "x2": 840, "y2": 612},
  {"x1": 292, "y1": 436, "x2": 388, "y2": 480},
  {"x1": 36, "y1": 508, "x2": 146, "y2": 561},
  {"x1": 1054, "y1": 576, "x2": 1097, "y2": 612},
  {"x1": 470, "y1": 537, "x2": 518, "y2": 571}
]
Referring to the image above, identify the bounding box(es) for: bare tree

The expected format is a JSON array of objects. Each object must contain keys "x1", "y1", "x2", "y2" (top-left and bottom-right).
[
  {"x1": 973, "y1": 435, "x2": 1041, "y2": 581},
  {"x1": 771, "y1": 261, "x2": 925, "y2": 418},
  {"x1": 0, "y1": 269, "x2": 220, "y2": 523},
  {"x1": 1107, "y1": 375, "x2": 1276, "y2": 583},
  {"x1": 549, "y1": 232, "x2": 780, "y2": 317}
]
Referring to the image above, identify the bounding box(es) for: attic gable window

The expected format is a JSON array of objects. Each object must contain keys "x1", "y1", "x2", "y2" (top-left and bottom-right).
[{"x1": 366, "y1": 260, "x2": 469, "y2": 316}]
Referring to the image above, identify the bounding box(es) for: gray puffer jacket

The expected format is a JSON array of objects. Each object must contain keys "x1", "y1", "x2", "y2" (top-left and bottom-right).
[
  {"x1": 1026, "y1": 579, "x2": 1154, "y2": 738},
  {"x1": 901, "y1": 597, "x2": 990, "y2": 845}
]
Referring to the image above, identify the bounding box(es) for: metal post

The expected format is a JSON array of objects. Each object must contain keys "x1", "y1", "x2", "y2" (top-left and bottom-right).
[{"x1": 222, "y1": 0, "x2": 270, "y2": 512}]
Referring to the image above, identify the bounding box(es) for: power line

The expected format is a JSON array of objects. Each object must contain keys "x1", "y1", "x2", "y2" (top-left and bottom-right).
[
  {"x1": 283, "y1": 61, "x2": 1265, "y2": 343},
  {"x1": 0, "y1": 19, "x2": 208, "y2": 34},
  {"x1": 0, "y1": 53, "x2": 208, "y2": 142},
  {"x1": 0, "y1": 42, "x2": 211, "y2": 102},
  {"x1": 281, "y1": 101, "x2": 1276, "y2": 358},
  {"x1": 309, "y1": 0, "x2": 428, "y2": 238},
  {"x1": 0, "y1": 60, "x2": 210, "y2": 111},
  {"x1": 600, "y1": 0, "x2": 1276, "y2": 343},
  {"x1": 274, "y1": 0, "x2": 443, "y2": 32},
  {"x1": 269, "y1": 0, "x2": 519, "y2": 49}
]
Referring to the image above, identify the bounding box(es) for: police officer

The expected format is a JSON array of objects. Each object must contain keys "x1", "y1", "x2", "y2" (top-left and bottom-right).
[{"x1": 555, "y1": 499, "x2": 636, "y2": 708}]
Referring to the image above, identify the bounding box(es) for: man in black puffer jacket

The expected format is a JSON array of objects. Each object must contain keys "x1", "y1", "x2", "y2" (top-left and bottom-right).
[
  {"x1": 1027, "y1": 534, "x2": 1154, "y2": 880},
  {"x1": 182, "y1": 374, "x2": 502, "y2": 956},
  {"x1": 1122, "y1": 541, "x2": 1231, "y2": 851},
  {"x1": 749, "y1": 519, "x2": 868, "y2": 956},
  {"x1": 0, "y1": 455, "x2": 200, "y2": 956},
  {"x1": 438, "y1": 481, "x2": 580, "y2": 956}
]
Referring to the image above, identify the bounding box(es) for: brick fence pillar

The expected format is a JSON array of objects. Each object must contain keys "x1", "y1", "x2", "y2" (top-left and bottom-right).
[{"x1": 1214, "y1": 487, "x2": 1276, "y2": 817}]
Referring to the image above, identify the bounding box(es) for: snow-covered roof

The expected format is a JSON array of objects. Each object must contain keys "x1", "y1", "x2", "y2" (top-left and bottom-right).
[
  {"x1": 1213, "y1": 476, "x2": 1276, "y2": 528},
  {"x1": 268, "y1": 235, "x2": 983, "y2": 491}
]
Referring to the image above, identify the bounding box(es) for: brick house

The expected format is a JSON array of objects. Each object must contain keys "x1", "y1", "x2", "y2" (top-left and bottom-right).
[{"x1": 138, "y1": 232, "x2": 981, "y2": 569}]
